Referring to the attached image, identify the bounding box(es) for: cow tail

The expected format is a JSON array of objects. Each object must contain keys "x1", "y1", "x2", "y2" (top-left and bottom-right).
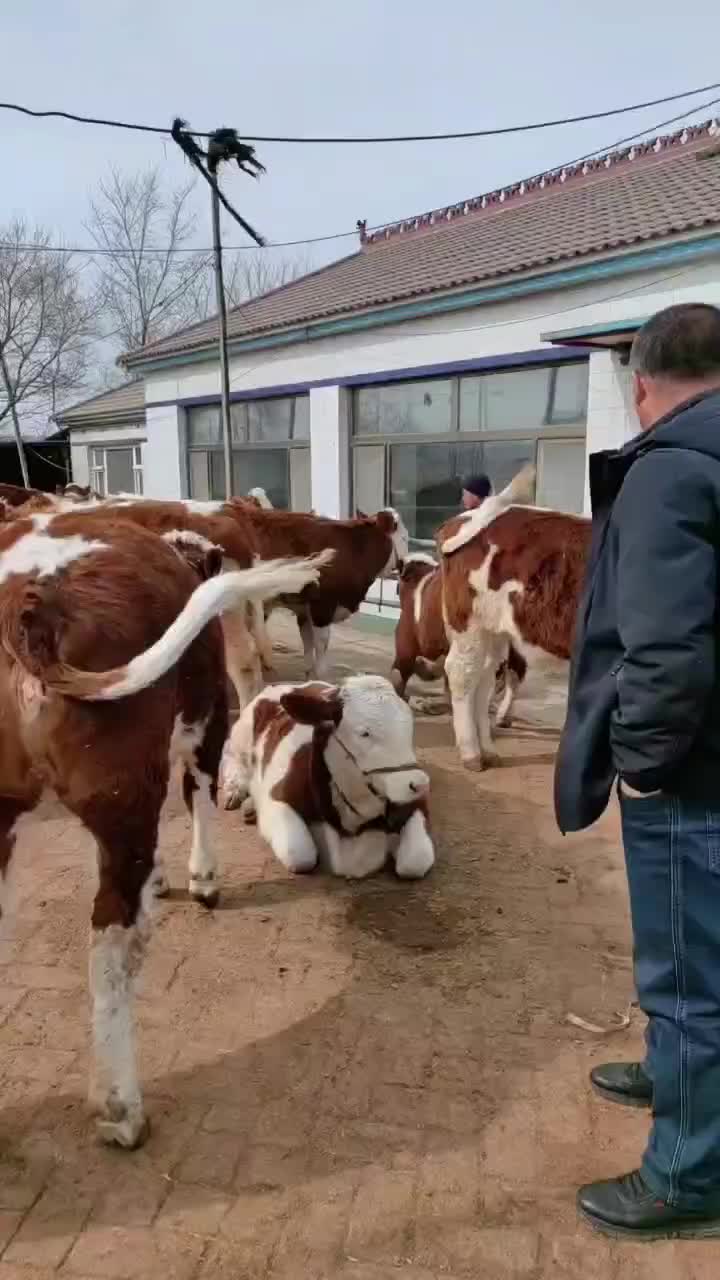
[{"x1": 8, "y1": 552, "x2": 332, "y2": 702}]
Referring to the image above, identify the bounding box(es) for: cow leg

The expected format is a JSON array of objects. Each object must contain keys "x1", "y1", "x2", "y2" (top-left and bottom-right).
[
  {"x1": 250, "y1": 598, "x2": 277, "y2": 681},
  {"x1": 221, "y1": 606, "x2": 264, "y2": 711},
  {"x1": 494, "y1": 665, "x2": 519, "y2": 728},
  {"x1": 221, "y1": 710, "x2": 253, "y2": 811},
  {"x1": 0, "y1": 796, "x2": 37, "y2": 926},
  {"x1": 297, "y1": 609, "x2": 317, "y2": 678},
  {"x1": 393, "y1": 809, "x2": 435, "y2": 880},
  {"x1": 445, "y1": 634, "x2": 483, "y2": 768},
  {"x1": 312, "y1": 626, "x2": 331, "y2": 680},
  {"x1": 389, "y1": 656, "x2": 415, "y2": 700},
  {"x1": 84, "y1": 800, "x2": 163, "y2": 1150},
  {"x1": 322, "y1": 826, "x2": 388, "y2": 879},
  {"x1": 180, "y1": 702, "x2": 227, "y2": 908},
  {"x1": 258, "y1": 800, "x2": 318, "y2": 873}
]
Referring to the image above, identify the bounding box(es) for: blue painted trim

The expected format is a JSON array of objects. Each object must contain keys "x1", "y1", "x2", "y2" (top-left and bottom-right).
[
  {"x1": 131, "y1": 233, "x2": 720, "y2": 375},
  {"x1": 146, "y1": 346, "x2": 585, "y2": 411}
]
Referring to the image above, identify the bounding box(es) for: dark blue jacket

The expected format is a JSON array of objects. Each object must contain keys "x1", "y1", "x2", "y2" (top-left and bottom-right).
[{"x1": 555, "y1": 388, "x2": 720, "y2": 833}]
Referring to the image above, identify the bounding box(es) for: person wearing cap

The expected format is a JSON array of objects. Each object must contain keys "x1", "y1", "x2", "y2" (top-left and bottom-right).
[{"x1": 460, "y1": 473, "x2": 493, "y2": 510}]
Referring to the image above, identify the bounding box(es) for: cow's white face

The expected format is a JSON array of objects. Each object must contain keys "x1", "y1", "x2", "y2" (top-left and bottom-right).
[
  {"x1": 338, "y1": 675, "x2": 428, "y2": 804},
  {"x1": 377, "y1": 508, "x2": 409, "y2": 577}
]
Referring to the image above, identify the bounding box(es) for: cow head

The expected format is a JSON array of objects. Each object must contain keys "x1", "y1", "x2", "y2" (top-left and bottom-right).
[
  {"x1": 281, "y1": 674, "x2": 429, "y2": 809},
  {"x1": 163, "y1": 531, "x2": 224, "y2": 581},
  {"x1": 398, "y1": 552, "x2": 436, "y2": 601},
  {"x1": 375, "y1": 508, "x2": 409, "y2": 576}
]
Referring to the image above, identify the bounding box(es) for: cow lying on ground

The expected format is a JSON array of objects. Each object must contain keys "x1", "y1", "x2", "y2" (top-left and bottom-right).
[
  {"x1": 222, "y1": 675, "x2": 434, "y2": 880},
  {"x1": 0, "y1": 509, "x2": 325, "y2": 1148},
  {"x1": 437, "y1": 500, "x2": 591, "y2": 768},
  {"x1": 390, "y1": 553, "x2": 528, "y2": 727}
]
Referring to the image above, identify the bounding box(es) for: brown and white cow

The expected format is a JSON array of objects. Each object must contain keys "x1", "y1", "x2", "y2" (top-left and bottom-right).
[
  {"x1": 222, "y1": 675, "x2": 434, "y2": 880},
  {"x1": 390, "y1": 552, "x2": 528, "y2": 727},
  {"x1": 437, "y1": 500, "x2": 591, "y2": 769},
  {"x1": 24, "y1": 494, "x2": 409, "y2": 707},
  {"x1": 0, "y1": 509, "x2": 325, "y2": 1148}
]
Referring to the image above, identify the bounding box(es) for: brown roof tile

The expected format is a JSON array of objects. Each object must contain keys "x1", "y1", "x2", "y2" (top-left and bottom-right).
[
  {"x1": 123, "y1": 121, "x2": 720, "y2": 368},
  {"x1": 55, "y1": 380, "x2": 145, "y2": 425}
]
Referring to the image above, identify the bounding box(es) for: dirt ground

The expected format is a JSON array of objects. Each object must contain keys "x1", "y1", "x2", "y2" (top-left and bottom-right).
[{"x1": 0, "y1": 615, "x2": 714, "y2": 1279}]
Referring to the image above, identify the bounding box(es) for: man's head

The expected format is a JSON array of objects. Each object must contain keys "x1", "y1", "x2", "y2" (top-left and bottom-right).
[
  {"x1": 461, "y1": 473, "x2": 492, "y2": 510},
  {"x1": 630, "y1": 303, "x2": 720, "y2": 432}
]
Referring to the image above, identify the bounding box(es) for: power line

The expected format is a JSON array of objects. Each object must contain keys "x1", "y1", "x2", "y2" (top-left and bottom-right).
[
  {"x1": 2, "y1": 95, "x2": 718, "y2": 261},
  {"x1": 1, "y1": 80, "x2": 720, "y2": 144}
]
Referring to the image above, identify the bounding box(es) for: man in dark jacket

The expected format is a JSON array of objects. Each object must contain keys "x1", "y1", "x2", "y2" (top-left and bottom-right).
[{"x1": 555, "y1": 302, "x2": 720, "y2": 1238}]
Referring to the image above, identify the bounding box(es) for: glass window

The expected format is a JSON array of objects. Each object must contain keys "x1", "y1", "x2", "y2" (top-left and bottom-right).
[
  {"x1": 231, "y1": 449, "x2": 289, "y2": 508},
  {"x1": 389, "y1": 440, "x2": 535, "y2": 541},
  {"x1": 187, "y1": 404, "x2": 221, "y2": 446},
  {"x1": 248, "y1": 398, "x2": 294, "y2": 443},
  {"x1": 460, "y1": 367, "x2": 551, "y2": 433},
  {"x1": 548, "y1": 363, "x2": 588, "y2": 423},
  {"x1": 292, "y1": 396, "x2": 310, "y2": 440},
  {"x1": 355, "y1": 380, "x2": 453, "y2": 436}
]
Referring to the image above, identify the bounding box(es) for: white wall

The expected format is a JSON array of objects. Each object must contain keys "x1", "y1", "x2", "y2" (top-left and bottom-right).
[
  {"x1": 309, "y1": 385, "x2": 350, "y2": 517},
  {"x1": 142, "y1": 404, "x2": 183, "y2": 498},
  {"x1": 144, "y1": 253, "x2": 720, "y2": 408},
  {"x1": 69, "y1": 422, "x2": 146, "y2": 489}
]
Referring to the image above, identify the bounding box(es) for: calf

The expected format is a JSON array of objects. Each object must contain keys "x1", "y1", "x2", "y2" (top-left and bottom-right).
[
  {"x1": 0, "y1": 511, "x2": 324, "y2": 1148},
  {"x1": 222, "y1": 675, "x2": 435, "y2": 880},
  {"x1": 437, "y1": 501, "x2": 591, "y2": 768}
]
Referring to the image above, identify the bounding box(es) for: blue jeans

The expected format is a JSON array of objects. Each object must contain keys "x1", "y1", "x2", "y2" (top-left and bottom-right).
[{"x1": 620, "y1": 787, "x2": 720, "y2": 1210}]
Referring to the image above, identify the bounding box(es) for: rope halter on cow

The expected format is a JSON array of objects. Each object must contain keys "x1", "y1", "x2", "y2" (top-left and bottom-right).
[{"x1": 323, "y1": 730, "x2": 419, "y2": 834}]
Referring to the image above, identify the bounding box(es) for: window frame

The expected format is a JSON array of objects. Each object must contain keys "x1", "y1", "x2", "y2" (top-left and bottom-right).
[
  {"x1": 350, "y1": 359, "x2": 588, "y2": 539},
  {"x1": 89, "y1": 443, "x2": 143, "y2": 497},
  {"x1": 185, "y1": 393, "x2": 310, "y2": 506}
]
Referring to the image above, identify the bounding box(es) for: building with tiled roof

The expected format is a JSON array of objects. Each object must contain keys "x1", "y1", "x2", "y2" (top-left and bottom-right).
[{"x1": 67, "y1": 119, "x2": 720, "y2": 609}]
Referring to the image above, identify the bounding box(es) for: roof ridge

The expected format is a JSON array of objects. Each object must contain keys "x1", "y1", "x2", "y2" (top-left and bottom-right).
[{"x1": 361, "y1": 117, "x2": 720, "y2": 247}]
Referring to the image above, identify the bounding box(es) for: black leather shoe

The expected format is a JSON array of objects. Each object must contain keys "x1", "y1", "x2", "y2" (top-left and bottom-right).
[
  {"x1": 578, "y1": 1170, "x2": 720, "y2": 1239},
  {"x1": 590, "y1": 1061, "x2": 653, "y2": 1108}
]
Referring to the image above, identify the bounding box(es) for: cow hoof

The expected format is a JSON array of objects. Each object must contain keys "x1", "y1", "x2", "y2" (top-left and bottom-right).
[
  {"x1": 150, "y1": 873, "x2": 170, "y2": 899},
  {"x1": 463, "y1": 752, "x2": 500, "y2": 772},
  {"x1": 223, "y1": 786, "x2": 246, "y2": 811},
  {"x1": 241, "y1": 797, "x2": 257, "y2": 825},
  {"x1": 190, "y1": 879, "x2": 220, "y2": 909},
  {"x1": 95, "y1": 1108, "x2": 149, "y2": 1150}
]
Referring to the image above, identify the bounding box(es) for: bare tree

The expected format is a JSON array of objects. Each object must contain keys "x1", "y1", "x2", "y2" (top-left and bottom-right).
[
  {"x1": 0, "y1": 221, "x2": 95, "y2": 483},
  {"x1": 86, "y1": 167, "x2": 210, "y2": 353},
  {"x1": 223, "y1": 250, "x2": 313, "y2": 308},
  {"x1": 187, "y1": 249, "x2": 314, "y2": 318}
]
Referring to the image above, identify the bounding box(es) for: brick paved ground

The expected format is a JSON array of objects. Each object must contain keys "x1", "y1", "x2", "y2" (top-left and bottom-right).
[{"x1": 0, "y1": 619, "x2": 716, "y2": 1278}]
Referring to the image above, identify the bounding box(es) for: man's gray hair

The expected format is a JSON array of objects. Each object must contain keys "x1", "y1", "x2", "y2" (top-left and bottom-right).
[{"x1": 630, "y1": 303, "x2": 720, "y2": 379}]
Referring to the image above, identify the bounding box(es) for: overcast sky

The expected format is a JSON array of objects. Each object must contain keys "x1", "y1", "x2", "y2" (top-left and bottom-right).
[{"x1": 2, "y1": 0, "x2": 719, "y2": 274}]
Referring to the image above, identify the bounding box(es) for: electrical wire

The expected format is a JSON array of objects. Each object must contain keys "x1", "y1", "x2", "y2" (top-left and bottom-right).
[
  {"x1": 1, "y1": 80, "x2": 719, "y2": 143},
  {"x1": 2, "y1": 95, "x2": 718, "y2": 260}
]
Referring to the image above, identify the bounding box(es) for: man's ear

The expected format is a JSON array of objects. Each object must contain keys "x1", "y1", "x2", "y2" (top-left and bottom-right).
[{"x1": 280, "y1": 685, "x2": 343, "y2": 726}]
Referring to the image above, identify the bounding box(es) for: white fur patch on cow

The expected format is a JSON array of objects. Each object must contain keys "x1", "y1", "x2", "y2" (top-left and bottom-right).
[
  {"x1": 413, "y1": 569, "x2": 436, "y2": 628},
  {"x1": 405, "y1": 551, "x2": 437, "y2": 569},
  {"x1": 0, "y1": 518, "x2": 108, "y2": 585},
  {"x1": 162, "y1": 529, "x2": 219, "y2": 556},
  {"x1": 181, "y1": 499, "x2": 224, "y2": 515}
]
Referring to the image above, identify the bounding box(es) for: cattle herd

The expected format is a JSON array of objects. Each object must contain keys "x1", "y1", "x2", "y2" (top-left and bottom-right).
[{"x1": 0, "y1": 469, "x2": 590, "y2": 1148}]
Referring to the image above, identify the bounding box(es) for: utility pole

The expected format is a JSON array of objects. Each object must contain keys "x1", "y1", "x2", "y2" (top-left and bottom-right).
[
  {"x1": 210, "y1": 187, "x2": 233, "y2": 500},
  {"x1": 170, "y1": 120, "x2": 265, "y2": 503}
]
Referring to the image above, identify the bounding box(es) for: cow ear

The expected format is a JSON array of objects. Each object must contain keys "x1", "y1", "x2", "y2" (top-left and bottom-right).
[
  {"x1": 355, "y1": 507, "x2": 368, "y2": 520},
  {"x1": 375, "y1": 509, "x2": 397, "y2": 535},
  {"x1": 281, "y1": 686, "x2": 343, "y2": 726}
]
